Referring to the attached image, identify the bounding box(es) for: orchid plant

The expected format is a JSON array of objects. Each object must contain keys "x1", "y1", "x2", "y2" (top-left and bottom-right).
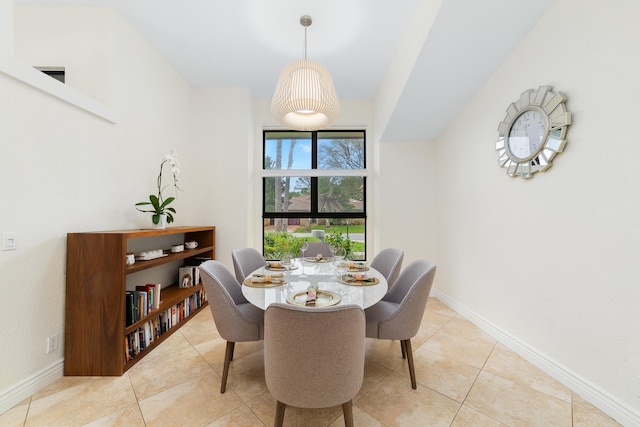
[{"x1": 136, "y1": 150, "x2": 181, "y2": 225}]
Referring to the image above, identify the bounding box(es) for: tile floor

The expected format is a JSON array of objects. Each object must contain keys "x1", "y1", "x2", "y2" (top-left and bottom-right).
[{"x1": 1, "y1": 297, "x2": 622, "y2": 426}]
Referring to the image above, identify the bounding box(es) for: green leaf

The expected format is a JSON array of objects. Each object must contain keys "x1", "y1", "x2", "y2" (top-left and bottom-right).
[
  {"x1": 160, "y1": 197, "x2": 175, "y2": 209},
  {"x1": 149, "y1": 194, "x2": 160, "y2": 210}
]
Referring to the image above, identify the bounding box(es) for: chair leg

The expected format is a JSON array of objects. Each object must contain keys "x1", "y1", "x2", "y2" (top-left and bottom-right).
[
  {"x1": 229, "y1": 341, "x2": 235, "y2": 361},
  {"x1": 274, "y1": 401, "x2": 286, "y2": 427},
  {"x1": 400, "y1": 340, "x2": 406, "y2": 359},
  {"x1": 403, "y1": 339, "x2": 417, "y2": 389},
  {"x1": 220, "y1": 341, "x2": 234, "y2": 393},
  {"x1": 342, "y1": 400, "x2": 354, "y2": 427}
]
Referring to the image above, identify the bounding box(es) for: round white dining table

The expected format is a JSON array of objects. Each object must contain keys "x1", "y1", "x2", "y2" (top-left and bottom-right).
[{"x1": 241, "y1": 258, "x2": 388, "y2": 310}]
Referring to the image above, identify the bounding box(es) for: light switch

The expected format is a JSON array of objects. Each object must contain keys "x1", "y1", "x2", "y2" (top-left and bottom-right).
[{"x1": 2, "y1": 232, "x2": 17, "y2": 250}]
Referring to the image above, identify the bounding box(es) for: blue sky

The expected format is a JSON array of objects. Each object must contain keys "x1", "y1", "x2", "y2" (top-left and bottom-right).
[{"x1": 265, "y1": 139, "x2": 311, "y2": 169}]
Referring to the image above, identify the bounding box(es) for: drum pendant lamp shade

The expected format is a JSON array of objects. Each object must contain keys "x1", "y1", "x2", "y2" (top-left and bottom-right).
[{"x1": 271, "y1": 16, "x2": 340, "y2": 131}]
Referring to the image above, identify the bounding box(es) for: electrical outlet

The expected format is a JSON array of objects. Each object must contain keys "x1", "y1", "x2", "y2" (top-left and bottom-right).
[
  {"x1": 1, "y1": 232, "x2": 17, "y2": 251},
  {"x1": 46, "y1": 334, "x2": 59, "y2": 353}
]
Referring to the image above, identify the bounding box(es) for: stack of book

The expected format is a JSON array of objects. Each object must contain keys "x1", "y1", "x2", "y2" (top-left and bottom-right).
[
  {"x1": 125, "y1": 283, "x2": 162, "y2": 326},
  {"x1": 124, "y1": 289, "x2": 206, "y2": 362}
]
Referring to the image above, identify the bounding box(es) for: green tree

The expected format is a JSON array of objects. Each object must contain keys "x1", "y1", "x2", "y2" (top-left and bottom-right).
[{"x1": 319, "y1": 138, "x2": 364, "y2": 170}]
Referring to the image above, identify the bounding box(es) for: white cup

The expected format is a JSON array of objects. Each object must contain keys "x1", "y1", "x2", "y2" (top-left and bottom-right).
[
  {"x1": 171, "y1": 244, "x2": 184, "y2": 253},
  {"x1": 185, "y1": 241, "x2": 198, "y2": 249},
  {"x1": 125, "y1": 253, "x2": 135, "y2": 266}
]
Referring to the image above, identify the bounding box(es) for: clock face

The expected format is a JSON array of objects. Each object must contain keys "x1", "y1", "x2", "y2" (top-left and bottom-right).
[
  {"x1": 495, "y1": 86, "x2": 572, "y2": 179},
  {"x1": 507, "y1": 109, "x2": 545, "y2": 160}
]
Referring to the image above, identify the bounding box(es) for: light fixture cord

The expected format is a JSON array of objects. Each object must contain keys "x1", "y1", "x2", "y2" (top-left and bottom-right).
[{"x1": 304, "y1": 25, "x2": 308, "y2": 60}]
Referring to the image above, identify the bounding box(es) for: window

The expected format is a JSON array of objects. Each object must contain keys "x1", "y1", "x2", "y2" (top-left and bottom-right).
[
  {"x1": 262, "y1": 130, "x2": 367, "y2": 260},
  {"x1": 35, "y1": 66, "x2": 66, "y2": 83}
]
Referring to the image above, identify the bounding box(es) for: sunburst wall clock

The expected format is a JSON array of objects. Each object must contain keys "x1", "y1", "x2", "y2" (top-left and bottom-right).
[{"x1": 495, "y1": 85, "x2": 571, "y2": 179}]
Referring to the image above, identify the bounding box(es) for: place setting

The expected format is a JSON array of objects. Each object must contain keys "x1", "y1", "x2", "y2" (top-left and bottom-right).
[
  {"x1": 338, "y1": 272, "x2": 380, "y2": 286},
  {"x1": 265, "y1": 260, "x2": 298, "y2": 271},
  {"x1": 243, "y1": 272, "x2": 286, "y2": 288},
  {"x1": 340, "y1": 261, "x2": 369, "y2": 272},
  {"x1": 286, "y1": 283, "x2": 341, "y2": 307}
]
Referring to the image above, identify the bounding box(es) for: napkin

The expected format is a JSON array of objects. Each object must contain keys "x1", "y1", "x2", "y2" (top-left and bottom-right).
[
  {"x1": 305, "y1": 284, "x2": 318, "y2": 306},
  {"x1": 251, "y1": 273, "x2": 284, "y2": 284},
  {"x1": 266, "y1": 261, "x2": 281, "y2": 268},
  {"x1": 343, "y1": 273, "x2": 376, "y2": 282}
]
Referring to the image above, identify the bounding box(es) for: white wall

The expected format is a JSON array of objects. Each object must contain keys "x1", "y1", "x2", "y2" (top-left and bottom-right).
[
  {"x1": 188, "y1": 87, "x2": 254, "y2": 268},
  {"x1": 378, "y1": 140, "x2": 436, "y2": 266},
  {"x1": 433, "y1": 0, "x2": 640, "y2": 421},
  {"x1": 0, "y1": 6, "x2": 193, "y2": 412},
  {"x1": 13, "y1": 5, "x2": 114, "y2": 105},
  {"x1": 0, "y1": 0, "x2": 13, "y2": 55}
]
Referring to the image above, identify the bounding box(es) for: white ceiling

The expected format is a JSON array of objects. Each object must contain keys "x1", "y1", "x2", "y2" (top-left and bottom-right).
[{"x1": 14, "y1": 0, "x2": 556, "y2": 141}]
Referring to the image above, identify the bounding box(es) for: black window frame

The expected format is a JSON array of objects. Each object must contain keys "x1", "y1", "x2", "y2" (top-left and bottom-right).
[{"x1": 262, "y1": 129, "x2": 368, "y2": 256}]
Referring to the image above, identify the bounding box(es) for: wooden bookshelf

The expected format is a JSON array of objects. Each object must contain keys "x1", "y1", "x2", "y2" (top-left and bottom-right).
[{"x1": 64, "y1": 226, "x2": 215, "y2": 376}]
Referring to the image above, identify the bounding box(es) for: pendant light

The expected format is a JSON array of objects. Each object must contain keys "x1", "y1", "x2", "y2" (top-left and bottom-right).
[{"x1": 271, "y1": 15, "x2": 340, "y2": 131}]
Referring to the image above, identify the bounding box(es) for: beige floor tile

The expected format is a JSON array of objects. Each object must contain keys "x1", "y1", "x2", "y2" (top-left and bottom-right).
[
  {"x1": 397, "y1": 345, "x2": 480, "y2": 402},
  {"x1": 465, "y1": 371, "x2": 572, "y2": 426},
  {"x1": 31, "y1": 376, "x2": 100, "y2": 401},
  {"x1": 425, "y1": 297, "x2": 458, "y2": 317},
  {"x1": 0, "y1": 400, "x2": 29, "y2": 427},
  {"x1": 225, "y1": 350, "x2": 269, "y2": 402},
  {"x1": 246, "y1": 390, "x2": 344, "y2": 427},
  {"x1": 10, "y1": 295, "x2": 620, "y2": 427},
  {"x1": 483, "y1": 343, "x2": 571, "y2": 402},
  {"x1": 354, "y1": 360, "x2": 394, "y2": 402},
  {"x1": 421, "y1": 309, "x2": 457, "y2": 331},
  {"x1": 205, "y1": 404, "x2": 266, "y2": 426},
  {"x1": 356, "y1": 371, "x2": 460, "y2": 427},
  {"x1": 25, "y1": 376, "x2": 137, "y2": 427},
  {"x1": 572, "y1": 394, "x2": 622, "y2": 426},
  {"x1": 127, "y1": 331, "x2": 216, "y2": 400},
  {"x1": 196, "y1": 338, "x2": 264, "y2": 375},
  {"x1": 328, "y1": 406, "x2": 382, "y2": 427},
  {"x1": 178, "y1": 309, "x2": 221, "y2": 346},
  {"x1": 138, "y1": 371, "x2": 243, "y2": 426},
  {"x1": 451, "y1": 405, "x2": 506, "y2": 426},
  {"x1": 364, "y1": 338, "x2": 405, "y2": 371},
  {"x1": 420, "y1": 329, "x2": 495, "y2": 369},
  {"x1": 440, "y1": 316, "x2": 496, "y2": 345},
  {"x1": 82, "y1": 403, "x2": 146, "y2": 426}
]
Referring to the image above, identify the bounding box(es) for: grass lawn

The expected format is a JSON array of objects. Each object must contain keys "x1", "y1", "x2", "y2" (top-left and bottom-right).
[{"x1": 294, "y1": 224, "x2": 365, "y2": 234}]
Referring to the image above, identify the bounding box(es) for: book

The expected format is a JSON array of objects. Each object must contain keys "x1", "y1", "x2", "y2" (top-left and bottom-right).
[
  {"x1": 152, "y1": 283, "x2": 161, "y2": 308},
  {"x1": 193, "y1": 267, "x2": 200, "y2": 285},
  {"x1": 135, "y1": 290, "x2": 148, "y2": 318},
  {"x1": 125, "y1": 291, "x2": 135, "y2": 326}
]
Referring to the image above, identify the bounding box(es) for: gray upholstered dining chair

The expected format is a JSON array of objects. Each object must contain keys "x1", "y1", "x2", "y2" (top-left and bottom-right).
[
  {"x1": 299, "y1": 241, "x2": 333, "y2": 257},
  {"x1": 231, "y1": 247, "x2": 267, "y2": 283},
  {"x1": 199, "y1": 260, "x2": 264, "y2": 393},
  {"x1": 364, "y1": 259, "x2": 436, "y2": 389},
  {"x1": 264, "y1": 303, "x2": 365, "y2": 427},
  {"x1": 369, "y1": 248, "x2": 404, "y2": 289}
]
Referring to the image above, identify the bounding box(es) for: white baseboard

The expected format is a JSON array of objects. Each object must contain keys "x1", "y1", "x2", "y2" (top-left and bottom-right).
[
  {"x1": 0, "y1": 359, "x2": 64, "y2": 415},
  {"x1": 431, "y1": 289, "x2": 640, "y2": 427}
]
